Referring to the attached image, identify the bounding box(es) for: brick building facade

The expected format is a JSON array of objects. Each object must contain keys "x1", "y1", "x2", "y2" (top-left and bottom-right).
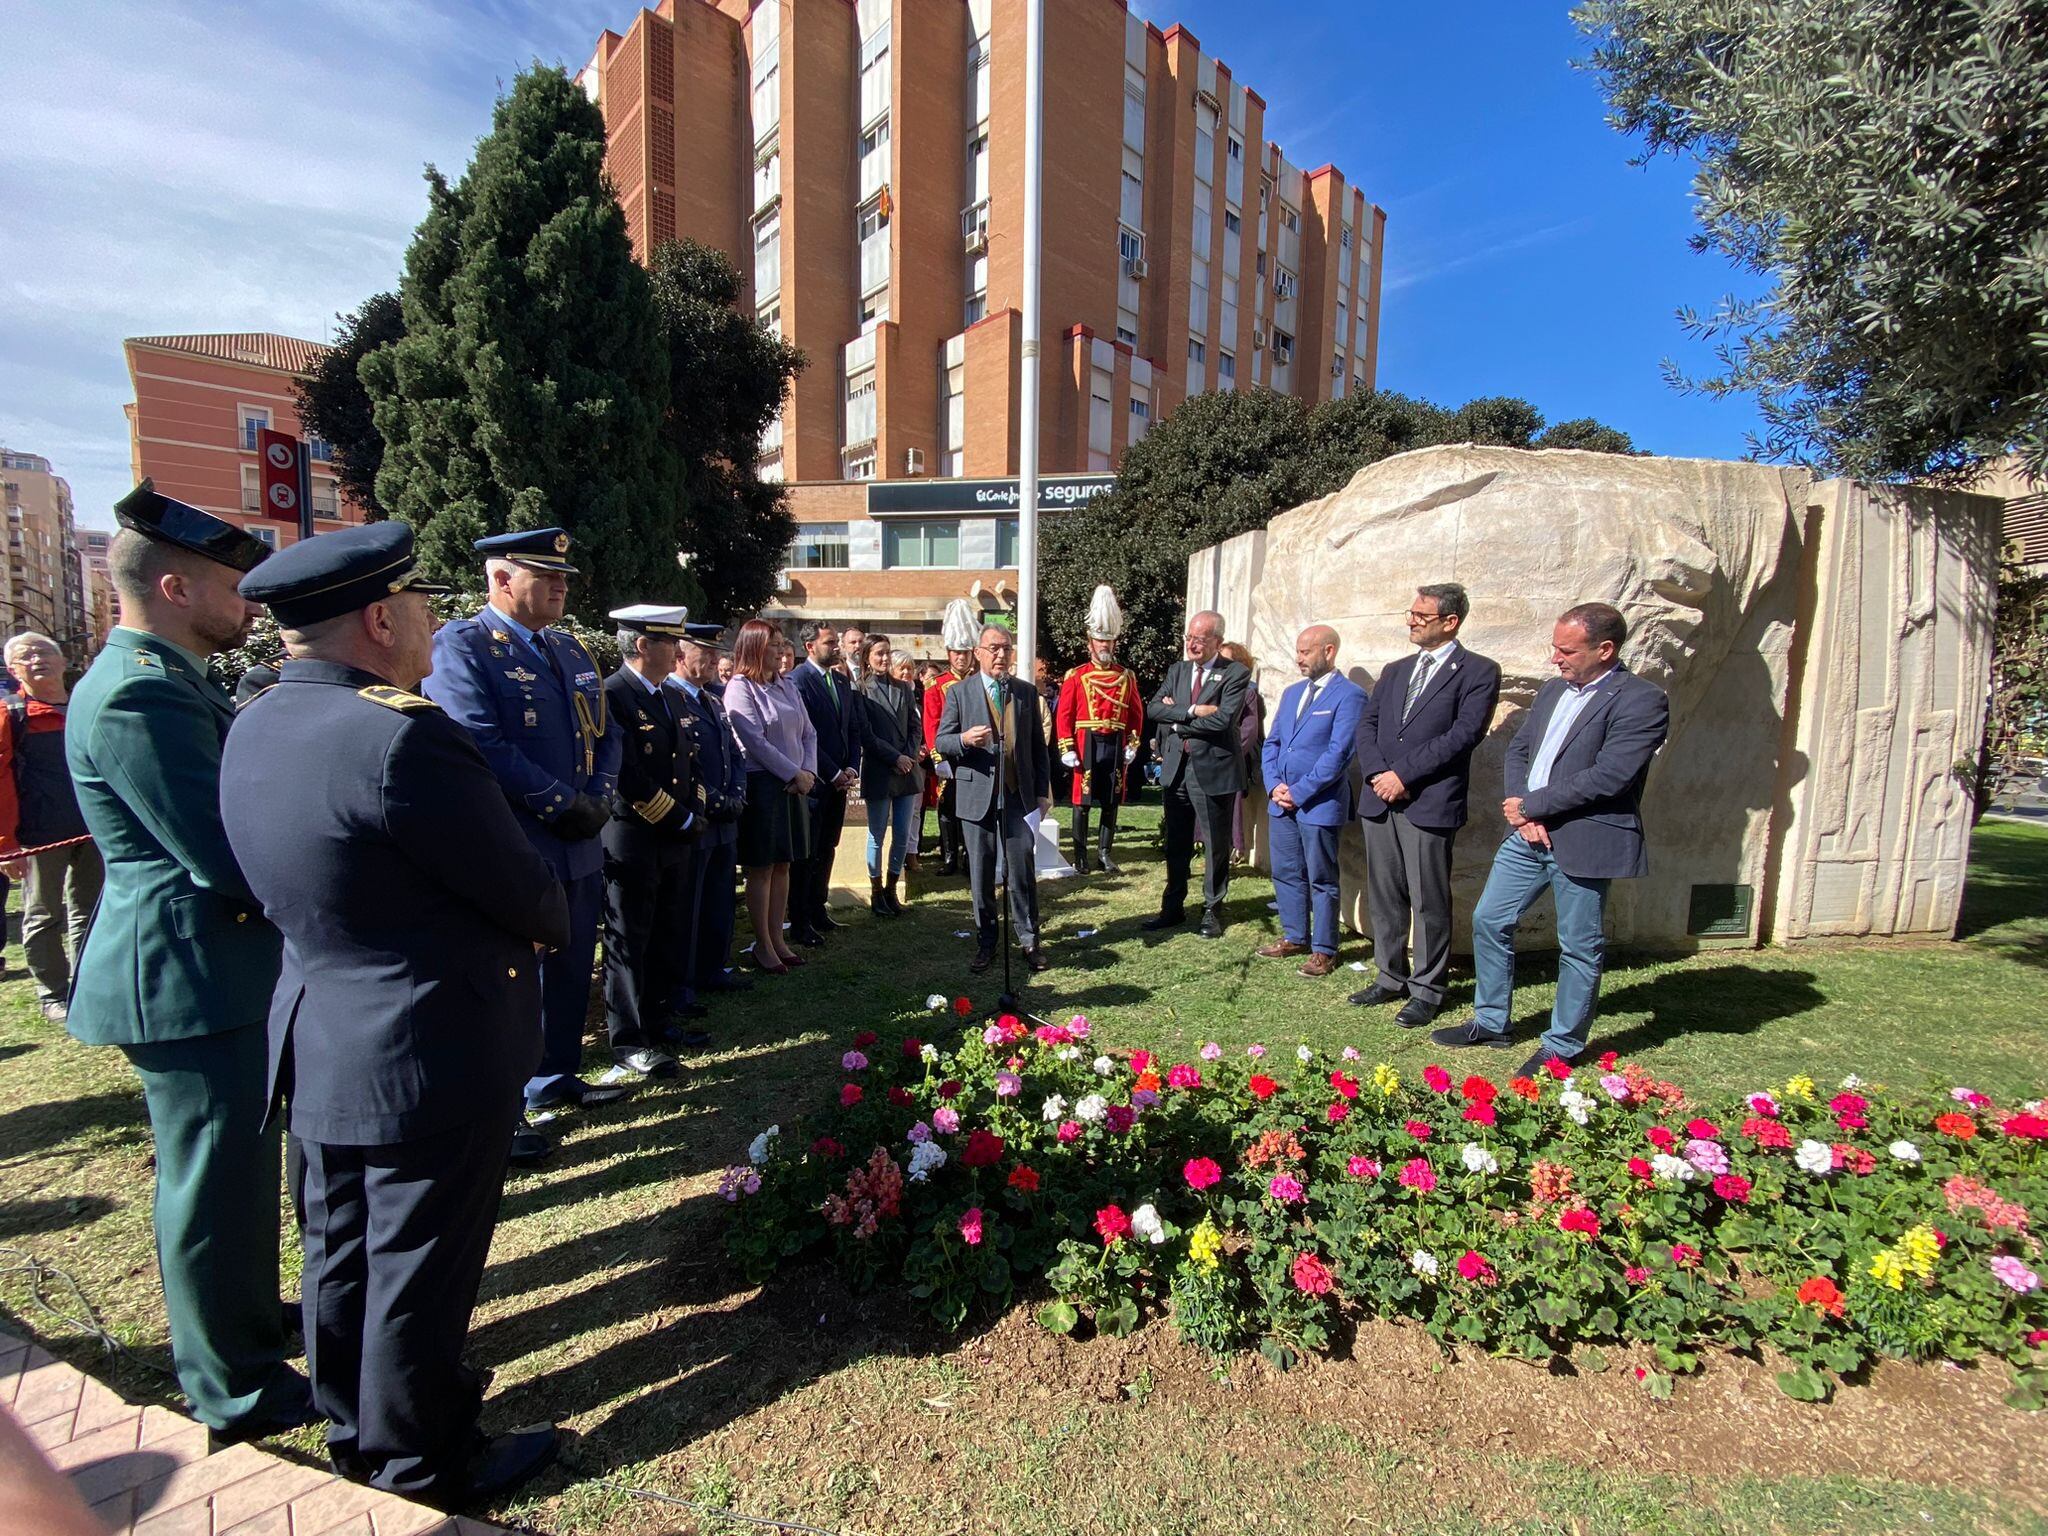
[{"x1": 0, "y1": 451, "x2": 89, "y2": 663}]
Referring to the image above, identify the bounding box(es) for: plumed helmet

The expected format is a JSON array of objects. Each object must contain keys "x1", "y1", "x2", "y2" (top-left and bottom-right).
[
  {"x1": 1085, "y1": 584, "x2": 1125, "y2": 642},
  {"x1": 942, "y1": 597, "x2": 980, "y2": 652}
]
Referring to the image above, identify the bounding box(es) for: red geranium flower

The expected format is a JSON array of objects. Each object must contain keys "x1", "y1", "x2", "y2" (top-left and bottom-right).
[
  {"x1": 1558, "y1": 1205, "x2": 1600, "y2": 1237},
  {"x1": 1105, "y1": 1104, "x2": 1137, "y2": 1134},
  {"x1": 853, "y1": 1030, "x2": 879, "y2": 1049},
  {"x1": 1934, "y1": 1112, "x2": 1977, "y2": 1140},
  {"x1": 1509, "y1": 1075, "x2": 1541, "y2": 1101},
  {"x1": 1094, "y1": 1204, "x2": 1132, "y2": 1245},
  {"x1": 840, "y1": 1083, "x2": 863, "y2": 1107},
  {"x1": 1456, "y1": 1250, "x2": 1498, "y2": 1285},
  {"x1": 1423, "y1": 1065, "x2": 1452, "y2": 1094},
  {"x1": 1330, "y1": 1070, "x2": 1361, "y2": 1100},
  {"x1": 2002, "y1": 1112, "x2": 2048, "y2": 1140},
  {"x1": 938, "y1": 1079, "x2": 963, "y2": 1100},
  {"x1": 1828, "y1": 1092, "x2": 1865, "y2": 1115},
  {"x1": 1646, "y1": 1125, "x2": 1676, "y2": 1152},
  {"x1": 962, "y1": 1129, "x2": 1006, "y2": 1167},
  {"x1": 1404, "y1": 1118, "x2": 1433, "y2": 1141},
  {"x1": 1797, "y1": 1275, "x2": 1845, "y2": 1318},
  {"x1": 1129, "y1": 1048, "x2": 1153, "y2": 1073},
  {"x1": 1460, "y1": 1075, "x2": 1498, "y2": 1105},
  {"x1": 1008, "y1": 1165, "x2": 1039, "y2": 1193},
  {"x1": 1597, "y1": 1051, "x2": 1619, "y2": 1070},
  {"x1": 1327, "y1": 1101, "x2": 1351, "y2": 1124},
  {"x1": 1248, "y1": 1074, "x2": 1279, "y2": 1101},
  {"x1": 1712, "y1": 1173, "x2": 1753, "y2": 1203},
  {"x1": 1291, "y1": 1251, "x2": 1335, "y2": 1296},
  {"x1": 952, "y1": 996, "x2": 973, "y2": 1016},
  {"x1": 1835, "y1": 1144, "x2": 1877, "y2": 1176},
  {"x1": 1545, "y1": 1056, "x2": 1573, "y2": 1081},
  {"x1": 887, "y1": 1086, "x2": 914, "y2": 1108},
  {"x1": 1184, "y1": 1156, "x2": 1223, "y2": 1190},
  {"x1": 1670, "y1": 1243, "x2": 1701, "y2": 1269},
  {"x1": 811, "y1": 1136, "x2": 844, "y2": 1158},
  {"x1": 1684, "y1": 1118, "x2": 1721, "y2": 1140},
  {"x1": 1626, "y1": 1156, "x2": 1654, "y2": 1183},
  {"x1": 1461, "y1": 1102, "x2": 1497, "y2": 1127},
  {"x1": 1743, "y1": 1116, "x2": 1792, "y2": 1149},
  {"x1": 901, "y1": 1036, "x2": 923, "y2": 1059}
]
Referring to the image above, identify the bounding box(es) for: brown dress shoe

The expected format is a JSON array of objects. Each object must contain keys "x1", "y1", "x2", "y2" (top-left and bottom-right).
[
  {"x1": 1256, "y1": 940, "x2": 1309, "y2": 959},
  {"x1": 1297, "y1": 953, "x2": 1338, "y2": 978}
]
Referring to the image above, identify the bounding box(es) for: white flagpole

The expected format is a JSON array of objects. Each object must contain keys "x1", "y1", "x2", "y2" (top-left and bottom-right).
[{"x1": 1016, "y1": 0, "x2": 1044, "y2": 678}]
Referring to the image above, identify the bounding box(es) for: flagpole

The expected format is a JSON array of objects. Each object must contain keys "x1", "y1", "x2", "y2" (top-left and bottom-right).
[{"x1": 1016, "y1": 0, "x2": 1044, "y2": 677}]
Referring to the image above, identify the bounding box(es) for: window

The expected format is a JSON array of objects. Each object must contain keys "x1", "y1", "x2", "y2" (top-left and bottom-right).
[
  {"x1": 1188, "y1": 260, "x2": 1209, "y2": 333},
  {"x1": 750, "y1": 23, "x2": 780, "y2": 142},
  {"x1": 247, "y1": 525, "x2": 279, "y2": 549},
  {"x1": 1120, "y1": 171, "x2": 1143, "y2": 227},
  {"x1": 1256, "y1": 250, "x2": 1266, "y2": 277},
  {"x1": 858, "y1": 198, "x2": 890, "y2": 241},
  {"x1": 860, "y1": 119, "x2": 889, "y2": 159},
  {"x1": 758, "y1": 301, "x2": 781, "y2": 336},
  {"x1": 791, "y1": 523, "x2": 851, "y2": 569},
  {"x1": 884, "y1": 519, "x2": 961, "y2": 568},
  {"x1": 753, "y1": 149, "x2": 780, "y2": 213},
  {"x1": 1274, "y1": 266, "x2": 1297, "y2": 300},
  {"x1": 996, "y1": 517, "x2": 1020, "y2": 568},
  {"x1": 1218, "y1": 351, "x2": 1236, "y2": 382},
  {"x1": 1341, "y1": 224, "x2": 1353, "y2": 251},
  {"x1": 859, "y1": 23, "x2": 891, "y2": 126},
  {"x1": 1129, "y1": 396, "x2": 1151, "y2": 437},
  {"x1": 1123, "y1": 86, "x2": 1145, "y2": 149},
  {"x1": 1188, "y1": 338, "x2": 1206, "y2": 367},
  {"x1": 1116, "y1": 324, "x2": 1138, "y2": 348},
  {"x1": 859, "y1": 291, "x2": 888, "y2": 325},
  {"x1": 970, "y1": 34, "x2": 991, "y2": 123},
  {"x1": 1259, "y1": 177, "x2": 1270, "y2": 215},
  {"x1": 845, "y1": 450, "x2": 877, "y2": 481},
  {"x1": 753, "y1": 209, "x2": 781, "y2": 300},
  {"x1": 238, "y1": 405, "x2": 270, "y2": 451},
  {"x1": 1227, "y1": 134, "x2": 1243, "y2": 161},
  {"x1": 1272, "y1": 328, "x2": 1295, "y2": 364},
  {"x1": 311, "y1": 481, "x2": 340, "y2": 518},
  {"x1": 1119, "y1": 226, "x2": 1144, "y2": 266},
  {"x1": 306, "y1": 436, "x2": 333, "y2": 462},
  {"x1": 1280, "y1": 204, "x2": 1300, "y2": 233},
  {"x1": 1223, "y1": 209, "x2": 1240, "y2": 236},
  {"x1": 240, "y1": 465, "x2": 261, "y2": 511},
  {"x1": 845, "y1": 377, "x2": 877, "y2": 447}
]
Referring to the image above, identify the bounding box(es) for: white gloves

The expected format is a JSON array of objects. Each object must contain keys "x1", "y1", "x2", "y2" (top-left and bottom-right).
[
  {"x1": 933, "y1": 760, "x2": 954, "y2": 780},
  {"x1": 1123, "y1": 746, "x2": 1136, "y2": 764},
  {"x1": 1061, "y1": 750, "x2": 1080, "y2": 770}
]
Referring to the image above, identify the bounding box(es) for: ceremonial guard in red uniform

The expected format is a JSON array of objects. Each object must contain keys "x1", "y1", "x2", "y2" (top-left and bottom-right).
[
  {"x1": 1055, "y1": 585, "x2": 1143, "y2": 874},
  {"x1": 922, "y1": 598, "x2": 979, "y2": 875}
]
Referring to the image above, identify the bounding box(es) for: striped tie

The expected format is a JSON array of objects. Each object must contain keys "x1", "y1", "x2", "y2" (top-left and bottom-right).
[{"x1": 1402, "y1": 653, "x2": 1434, "y2": 722}]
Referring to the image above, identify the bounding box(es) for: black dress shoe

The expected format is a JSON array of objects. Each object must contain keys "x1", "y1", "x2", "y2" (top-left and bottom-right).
[
  {"x1": 1348, "y1": 987, "x2": 1403, "y2": 1008},
  {"x1": 577, "y1": 1080, "x2": 635, "y2": 1107},
  {"x1": 667, "y1": 1028, "x2": 713, "y2": 1051},
  {"x1": 453, "y1": 1424, "x2": 559, "y2": 1509},
  {"x1": 1429, "y1": 1020, "x2": 1514, "y2": 1051},
  {"x1": 1141, "y1": 911, "x2": 1186, "y2": 932},
  {"x1": 1023, "y1": 947, "x2": 1051, "y2": 972},
  {"x1": 1518, "y1": 1048, "x2": 1569, "y2": 1077},
  {"x1": 814, "y1": 910, "x2": 842, "y2": 931},
  {"x1": 1199, "y1": 911, "x2": 1224, "y2": 940},
  {"x1": 509, "y1": 1124, "x2": 552, "y2": 1167},
  {"x1": 970, "y1": 947, "x2": 994, "y2": 973},
  {"x1": 1394, "y1": 999, "x2": 1439, "y2": 1030},
  {"x1": 789, "y1": 927, "x2": 825, "y2": 948}
]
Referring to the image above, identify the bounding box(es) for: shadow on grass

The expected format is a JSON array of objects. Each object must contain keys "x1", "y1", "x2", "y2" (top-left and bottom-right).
[
  {"x1": 0, "y1": 1194, "x2": 116, "y2": 1238},
  {"x1": 0, "y1": 1091, "x2": 146, "y2": 1161},
  {"x1": 1954, "y1": 822, "x2": 2048, "y2": 958},
  {"x1": 1594, "y1": 965, "x2": 1827, "y2": 1057},
  {"x1": 0, "y1": 1042, "x2": 34, "y2": 1065}
]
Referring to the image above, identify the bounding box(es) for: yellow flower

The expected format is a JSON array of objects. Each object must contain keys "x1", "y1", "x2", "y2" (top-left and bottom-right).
[
  {"x1": 1188, "y1": 1218, "x2": 1223, "y2": 1272},
  {"x1": 1868, "y1": 1249, "x2": 1908, "y2": 1291},
  {"x1": 1901, "y1": 1224, "x2": 1941, "y2": 1281},
  {"x1": 1783, "y1": 1074, "x2": 1817, "y2": 1103},
  {"x1": 1372, "y1": 1063, "x2": 1400, "y2": 1098}
]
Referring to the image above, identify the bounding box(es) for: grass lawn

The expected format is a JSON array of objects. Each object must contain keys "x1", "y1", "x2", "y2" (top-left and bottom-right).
[{"x1": 3, "y1": 803, "x2": 2045, "y2": 1535}]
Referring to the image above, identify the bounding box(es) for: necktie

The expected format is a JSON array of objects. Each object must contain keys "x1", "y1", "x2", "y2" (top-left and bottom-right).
[
  {"x1": 1403, "y1": 653, "x2": 1434, "y2": 722},
  {"x1": 1297, "y1": 676, "x2": 1319, "y2": 725},
  {"x1": 1191, "y1": 663, "x2": 1206, "y2": 699}
]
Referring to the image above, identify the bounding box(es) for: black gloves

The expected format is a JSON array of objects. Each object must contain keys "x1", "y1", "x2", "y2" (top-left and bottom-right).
[{"x1": 553, "y1": 792, "x2": 612, "y2": 841}]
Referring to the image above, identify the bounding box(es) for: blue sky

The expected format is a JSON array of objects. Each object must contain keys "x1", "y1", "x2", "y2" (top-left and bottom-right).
[{"x1": 1, "y1": 0, "x2": 1767, "y2": 531}]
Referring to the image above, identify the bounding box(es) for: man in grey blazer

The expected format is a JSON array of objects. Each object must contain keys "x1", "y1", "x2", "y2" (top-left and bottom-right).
[
  {"x1": 936, "y1": 623, "x2": 1054, "y2": 974},
  {"x1": 1431, "y1": 602, "x2": 1669, "y2": 1074},
  {"x1": 1144, "y1": 610, "x2": 1251, "y2": 939}
]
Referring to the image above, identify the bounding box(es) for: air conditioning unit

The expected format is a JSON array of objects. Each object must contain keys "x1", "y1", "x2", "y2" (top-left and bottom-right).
[
  {"x1": 1122, "y1": 256, "x2": 1148, "y2": 280},
  {"x1": 964, "y1": 227, "x2": 987, "y2": 255},
  {"x1": 905, "y1": 447, "x2": 927, "y2": 475},
  {"x1": 1252, "y1": 329, "x2": 1267, "y2": 350}
]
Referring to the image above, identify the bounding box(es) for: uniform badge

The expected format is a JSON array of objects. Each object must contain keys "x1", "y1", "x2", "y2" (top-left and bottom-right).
[
  {"x1": 505, "y1": 666, "x2": 538, "y2": 683},
  {"x1": 491, "y1": 629, "x2": 512, "y2": 643},
  {"x1": 553, "y1": 532, "x2": 570, "y2": 554},
  {"x1": 523, "y1": 708, "x2": 540, "y2": 728}
]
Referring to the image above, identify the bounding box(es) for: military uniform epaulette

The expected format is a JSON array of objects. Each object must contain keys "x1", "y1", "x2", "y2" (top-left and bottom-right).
[
  {"x1": 236, "y1": 685, "x2": 276, "y2": 710},
  {"x1": 359, "y1": 685, "x2": 440, "y2": 713}
]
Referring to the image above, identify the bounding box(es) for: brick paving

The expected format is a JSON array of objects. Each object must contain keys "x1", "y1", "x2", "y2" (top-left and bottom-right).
[{"x1": 2, "y1": 1327, "x2": 508, "y2": 1536}]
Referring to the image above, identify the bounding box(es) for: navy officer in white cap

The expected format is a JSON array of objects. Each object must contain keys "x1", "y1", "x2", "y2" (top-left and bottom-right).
[
  {"x1": 221, "y1": 520, "x2": 568, "y2": 1509},
  {"x1": 424, "y1": 527, "x2": 628, "y2": 1136}
]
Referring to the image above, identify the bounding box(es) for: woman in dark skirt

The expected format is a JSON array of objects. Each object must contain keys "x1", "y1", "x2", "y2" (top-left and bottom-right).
[
  {"x1": 856, "y1": 636, "x2": 923, "y2": 915},
  {"x1": 723, "y1": 619, "x2": 819, "y2": 973}
]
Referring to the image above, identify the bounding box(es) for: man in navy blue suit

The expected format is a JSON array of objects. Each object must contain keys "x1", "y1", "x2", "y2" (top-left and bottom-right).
[
  {"x1": 791, "y1": 620, "x2": 861, "y2": 943},
  {"x1": 1351, "y1": 583, "x2": 1503, "y2": 1029},
  {"x1": 1431, "y1": 601, "x2": 1669, "y2": 1074},
  {"x1": 424, "y1": 528, "x2": 628, "y2": 1145},
  {"x1": 1257, "y1": 625, "x2": 1367, "y2": 976},
  {"x1": 667, "y1": 623, "x2": 749, "y2": 1018}
]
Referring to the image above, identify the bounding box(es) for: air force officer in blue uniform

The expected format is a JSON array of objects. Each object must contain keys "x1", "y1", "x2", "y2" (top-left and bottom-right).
[
  {"x1": 1258, "y1": 625, "x2": 1367, "y2": 975},
  {"x1": 222, "y1": 522, "x2": 568, "y2": 1508},
  {"x1": 424, "y1": 529, "x2": 626, "y2": 1118}
]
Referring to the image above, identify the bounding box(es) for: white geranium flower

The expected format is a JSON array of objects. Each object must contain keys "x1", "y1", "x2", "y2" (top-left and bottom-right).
[
  {"x1": 1092, "y1": 1055, "x2": 1116, "y2": 1077},
  {"x1": 1296, "y1": 1044, "x2": 1314, "y2": 1063},
  {"x1": 747, "y1": 1126, "x2": 780, "y2": 1167},
  {"x1": 1131, "y1": 1203, "x2": 1167, "y2": 1245},
  {"x1": 926, "y1": 994, "x2": 948, "y2": 1012},
  {"x1": 1056, "y1": 1045, "x2": 1081, "y2": 1062},
  {"x1": 1409, "y1": 1250, "x2": 1440, "y2": 1279},
  {"x1": 1460, "y1": 1143, "x2": 1498, "y2": 1175},
  {"x1": 920, "y1": 1042, "x2": 940, "y2": 1064},
  {"x1": 1794, "y1": 1139, "x2": 1835, "y2": 1175},
  {"x1": 1889, "y1": 1140, "x2": 1923, "y2": 1163},
  {"x1": 1558, "y1": 1089, "x2": 1593, "y2": 1126},
  {"x1": 1650, "y1": 1152, "x2": 1694, "y2": 1185},
  {"x1": 1840, "y1": 1073, "x2": 1863, "y2": 1090},
  {"x1": 907, "y1": 1141, "x2": 948, "y2": 1182},
  {"x1": 1041, "y1": 1094, "x2": 1069, "y2": 1123},
  {"x1": 1074, "y1": 1093, "x2": 1109, "y2": 1123}
]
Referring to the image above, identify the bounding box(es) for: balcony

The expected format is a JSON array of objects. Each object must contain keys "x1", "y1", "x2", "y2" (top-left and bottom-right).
[{"x1": 843, "y1": 329, "x2": 878, "y2": 378}]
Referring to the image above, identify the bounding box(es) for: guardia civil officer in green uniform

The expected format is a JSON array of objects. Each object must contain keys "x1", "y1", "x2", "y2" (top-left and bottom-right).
[{"x1": 66, "y1": 482, "x2": 310, "y2": 1438}]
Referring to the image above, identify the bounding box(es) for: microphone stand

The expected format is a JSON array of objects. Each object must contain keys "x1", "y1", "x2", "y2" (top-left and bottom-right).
[{"x1": 989, "y1": 674, "x2": 1018, "y2": 1011}]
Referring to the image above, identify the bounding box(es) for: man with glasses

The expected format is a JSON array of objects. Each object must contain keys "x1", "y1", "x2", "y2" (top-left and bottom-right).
[
  {"x1": 1144, "y1": 610, "x2": 1251, "y2": 939},
  {"x1": 1351, "y1": 584, "x2": 1503, "y2": 1028},
  {"x1": 935, "y1": 624, "x2": 1053, "y2": 973}
]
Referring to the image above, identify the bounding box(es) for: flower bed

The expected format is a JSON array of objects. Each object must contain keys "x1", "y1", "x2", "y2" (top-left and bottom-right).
[{"x1": 725, "y1": 999, "x2": 2048, "y2": 1405}]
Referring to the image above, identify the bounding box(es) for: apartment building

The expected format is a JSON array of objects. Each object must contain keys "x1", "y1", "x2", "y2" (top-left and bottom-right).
[
  {"x1": 0, "y1": 450, "x2": 88, "y2": 662},
  {"x1": 583, "y1": 0, "x2": 1385, "y2": 650},
  {"x1": 75, "y1": 527, "x2": 115, "y2": 653},
  {"x1": 123, "y1": 333, "x2": 370, "y2": 552}
]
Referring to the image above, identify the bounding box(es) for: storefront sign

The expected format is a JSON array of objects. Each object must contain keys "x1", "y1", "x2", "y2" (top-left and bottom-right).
[{"x1": 866, "y1": 474, "x2": 1115, "y2": 517}]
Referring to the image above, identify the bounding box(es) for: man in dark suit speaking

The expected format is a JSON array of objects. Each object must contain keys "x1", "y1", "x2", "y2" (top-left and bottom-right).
[
  {"x1": 936, "y1": 623, "x2": 1054, "y2": 974},
  {"x1": 1431, "y1": 602, "x2": 1669, "y2": 1074},
  {"x1": 1144, "y1": 610, "x2": 1251, "y2": 939},
  {"x1": 1351, "y1": 583, "x2": 1502, "y2": 1029}
]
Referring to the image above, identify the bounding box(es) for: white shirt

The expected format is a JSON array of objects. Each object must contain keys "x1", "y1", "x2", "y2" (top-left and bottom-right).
[
  {"x1": 1527, "y1": 667, "x2": 1616, "y2": 793},
  {"x1": 1293, "y1": 670, "x2": 1330, "y2": 726}
]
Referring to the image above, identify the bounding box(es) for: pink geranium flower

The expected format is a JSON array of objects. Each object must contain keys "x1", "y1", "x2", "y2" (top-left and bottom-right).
[
  {"x1": 1184, "y1": 1156, "x2": 1222, "y2": 1190},
  {"x1": 958, "y1": 1207, "x2": 983, "y2": 1246}
]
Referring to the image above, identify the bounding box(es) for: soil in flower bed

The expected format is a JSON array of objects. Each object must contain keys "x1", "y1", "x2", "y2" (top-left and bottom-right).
[{"x1": 643, "y1": 1257, "x2": 2046, "y2": 1528}]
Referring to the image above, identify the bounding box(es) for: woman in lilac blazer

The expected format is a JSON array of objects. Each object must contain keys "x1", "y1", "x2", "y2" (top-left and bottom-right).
[{"x1": 723, "y1": 619, "x2": 819, "y2": 974}]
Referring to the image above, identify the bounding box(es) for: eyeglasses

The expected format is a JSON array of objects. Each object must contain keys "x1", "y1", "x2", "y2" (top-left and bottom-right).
[
  {"x1": 979, "y1": 641, "x2": 1013, "y2": 655},
  {"x1": 1407, "y1": 610, "x2": 1444, "y2": 623}
]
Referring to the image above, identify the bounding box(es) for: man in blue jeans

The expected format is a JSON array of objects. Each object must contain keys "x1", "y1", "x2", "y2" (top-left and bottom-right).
[{"x1": 1431, "y1": 602, "x2": 1669, "y2": 1074}]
